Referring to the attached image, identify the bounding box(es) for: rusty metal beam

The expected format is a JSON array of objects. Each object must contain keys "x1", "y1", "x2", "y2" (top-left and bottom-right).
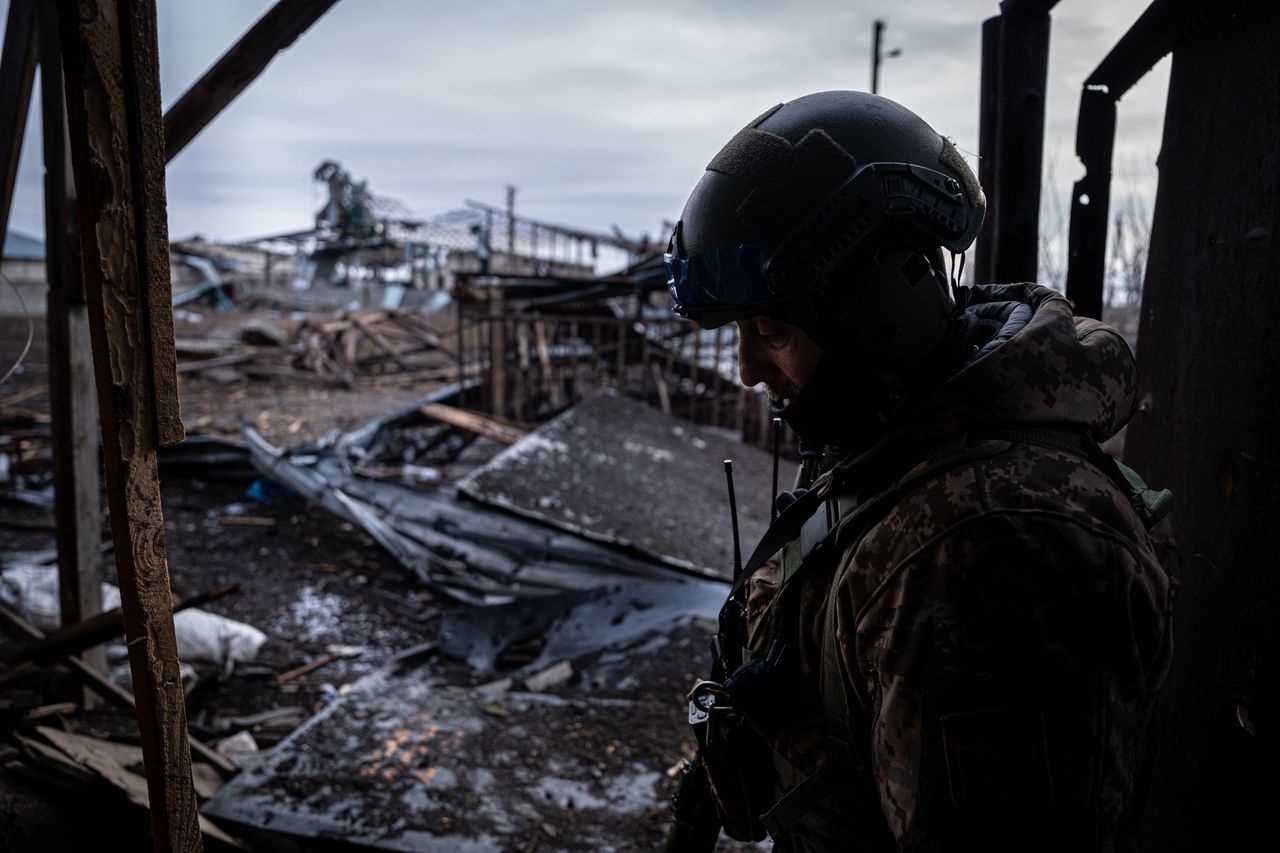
[{"x1": 163, "y1": 0, "x2": 339, "y2": 162}]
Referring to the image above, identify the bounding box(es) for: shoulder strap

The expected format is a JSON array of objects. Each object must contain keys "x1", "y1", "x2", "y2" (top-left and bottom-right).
[{"x1": 983, "y1": 425, "x2": 1175, "y2": 530}]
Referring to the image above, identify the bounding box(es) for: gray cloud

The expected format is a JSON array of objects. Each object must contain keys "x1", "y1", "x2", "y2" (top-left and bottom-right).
[{"x1": 3, "y1": 0, "x2": 1168, "y2": 254}]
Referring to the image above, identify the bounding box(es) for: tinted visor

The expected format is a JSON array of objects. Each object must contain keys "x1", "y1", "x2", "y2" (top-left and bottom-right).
[{"x1": 665, "y1": 242, "x2": 780, "y2": 328}]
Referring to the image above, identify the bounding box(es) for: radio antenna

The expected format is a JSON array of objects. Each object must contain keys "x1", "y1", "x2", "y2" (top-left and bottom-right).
[
  {"x1": 724, "y1": 459, "x2": 742, "y2": 579},
  {"x1": 771, "y1": 417, "x2": 782, "y2": 524}
]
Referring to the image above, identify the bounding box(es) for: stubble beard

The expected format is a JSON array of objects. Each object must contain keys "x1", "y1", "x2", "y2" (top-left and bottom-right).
[{"x1": 765, "y1": 379, "x2": 801, "y2": 409}]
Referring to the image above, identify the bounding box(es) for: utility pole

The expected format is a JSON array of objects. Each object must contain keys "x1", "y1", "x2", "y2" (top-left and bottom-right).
[
  {"x1": 870, "y1": 19, "x2": 901, "y2": 95},
  {"x1": 505, "y1": 184, "x2": 516, "y2": 273}
]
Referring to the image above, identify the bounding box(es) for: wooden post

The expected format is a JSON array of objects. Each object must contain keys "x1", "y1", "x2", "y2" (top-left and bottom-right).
[
  {"x1": 650, "y1": 362, "x2": 671, "y2": 416},
  {"x1": 488, "y1": 287, "x2": 506, "y2": 417},
  {"x1": 162, "y1": 0, "x2": 339, "y2": 162},
  {"x1": 534, "y1": 320, "x2": 561, "y2": 409},
  {"x1": 39, "y1": 1, "x2": 106, "y2": 702},
  {"x1": 54, "y1": 1, "x2": 199, "y2": 850},
  {"x1": 514, "y1": 319, "x2": 529, "y2": 420},
  {"x1": 0, "y1": 0, "x2": 37, "y2": 240},
  {"x1": 455, "y1": 298, "x2": 467, "y2": 407}
]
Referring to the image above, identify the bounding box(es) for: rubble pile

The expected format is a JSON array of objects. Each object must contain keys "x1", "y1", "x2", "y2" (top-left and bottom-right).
[{"x1": 0, "y1": 231, "x2": 787, "y2": 850}]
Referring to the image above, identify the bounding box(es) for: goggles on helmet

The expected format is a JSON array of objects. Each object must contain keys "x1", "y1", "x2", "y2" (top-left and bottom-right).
[
  {"x1": 666, "y1": 160, "x2": 974, "y2": 328},
  {"x1": 664, "y1": 242, "x2": 780, "y2": 329}
]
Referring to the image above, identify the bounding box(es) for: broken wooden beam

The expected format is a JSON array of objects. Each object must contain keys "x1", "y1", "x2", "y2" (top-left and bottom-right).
[
  {"x1": 420, "y1": 402, "x2": 528, "y2": 446},
  {"x1": 54, "y1": 0, "x2": 199, "y2": 848},
  {"x1": 175, "y1": 352, "x2": 255, "y2": 374},
  {"x1": 0, "y1": 0, "x2": 37, "y2": 240},
  {"x1": 163, "y1": 0, "x2": 339, "y2": 161},
  {"x1": 0, "y1": 583, "x2": 240, "y2": 667}
]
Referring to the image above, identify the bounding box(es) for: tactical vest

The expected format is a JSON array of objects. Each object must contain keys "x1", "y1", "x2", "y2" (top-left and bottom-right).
[{"x1": 698, "y1": 426, "x2": 1173, "y2": 851}]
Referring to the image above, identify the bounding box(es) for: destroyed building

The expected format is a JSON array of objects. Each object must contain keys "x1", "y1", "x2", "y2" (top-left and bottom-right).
[{"x1": 1, "y1": 1, "x2": 1277, "y2": 852}]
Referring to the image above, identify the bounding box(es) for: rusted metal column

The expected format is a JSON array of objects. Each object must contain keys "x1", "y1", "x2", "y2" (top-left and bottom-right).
[
  {"x1": 40, "y1": 0, "x2": 106, "y2": 701},
  {"x1": 54, "y1": 0, "x2": 199, "y2": 849}
]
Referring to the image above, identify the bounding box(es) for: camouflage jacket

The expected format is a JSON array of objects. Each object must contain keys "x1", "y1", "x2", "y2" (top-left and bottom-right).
[{"x1": 741, "y1": 284, "x2": 1176, "y2": 852}]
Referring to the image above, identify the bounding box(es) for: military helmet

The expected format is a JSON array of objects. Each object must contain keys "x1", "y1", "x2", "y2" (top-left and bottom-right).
[{"x1": 666, "y1": 91, "x2": 985, "y2": 363}]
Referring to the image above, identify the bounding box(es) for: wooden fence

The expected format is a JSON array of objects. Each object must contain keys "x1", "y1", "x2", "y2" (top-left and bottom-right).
[{"x1": 453, "y1": 306, "x2": 782, "y2": 449}]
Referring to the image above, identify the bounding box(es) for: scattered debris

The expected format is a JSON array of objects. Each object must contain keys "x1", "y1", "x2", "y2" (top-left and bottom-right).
[
  {"x1": 204, "y1": 660, "x2": 682, "y2": 851},
  {"x1": 3, "y1": 726, "x2": 240, "y2": 845},
  {"x1": 291, "y1": 309, "x2": 454, "y2": 388},
  {"x1": 275, "y1": 645, "x2": 361, "y2": 685},
  {"x1": 524, "y1": 660, "x2": 573, "y2": 692},
  {"x1": 243, "y1": 384, "x2": 784, "y2": 605},
  {"x1": 0, "y1": 561, "x2": 263, "y2": 670},
  {"x1": 215, "y1": 730, "x2": 261, "y2": 767}
]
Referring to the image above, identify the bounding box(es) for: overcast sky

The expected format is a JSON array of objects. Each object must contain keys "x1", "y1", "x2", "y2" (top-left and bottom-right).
[{"x1": 4, "y1": 0, "x2": 1169, "y2": 252}]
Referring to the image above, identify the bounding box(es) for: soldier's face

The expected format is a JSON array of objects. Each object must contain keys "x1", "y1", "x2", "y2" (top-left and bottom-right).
[{"x1": 735, "y1": 316, "x2": 824, "y2": 405}]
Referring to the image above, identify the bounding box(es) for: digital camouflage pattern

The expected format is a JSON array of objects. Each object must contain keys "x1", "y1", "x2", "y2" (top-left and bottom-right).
[{"x1": 743, "y1": 284, "x2": 1176, "y2": 852}]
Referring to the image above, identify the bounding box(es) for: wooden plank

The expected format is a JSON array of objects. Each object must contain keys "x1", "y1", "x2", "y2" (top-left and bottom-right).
[
  {"x1": 36, "y1": 728, "x2": 241, "y2": 845},
  {"x1": 175, "y1": 352, "x2": 254, "y2": 374},
  {"x1": 54, "y1": 1, "x2": 200, "y2": 849},
  {"x1": 650, "y1": 361, "x2": 671, "y2": 416},
  {"x1": 163, "y1": 0, "x2": 339, "y2": 162},
  {"x1": 0, "y1": 0, "x2": 37, "y2": 240},
  {"x1": 15, "y1": 734, "x2": 97, "y2": 784},
  {"x1": 420, "y1": 402, "x2": 527, "y2": 446},
  {"x1": 40, "y1": 1, "x2": 105, "y2": 706}
]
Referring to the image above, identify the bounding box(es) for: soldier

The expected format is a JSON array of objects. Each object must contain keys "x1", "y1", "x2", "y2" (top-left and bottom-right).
[{"x1": 665, "y1": 91, "x2": 1175, "y2": 852}]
